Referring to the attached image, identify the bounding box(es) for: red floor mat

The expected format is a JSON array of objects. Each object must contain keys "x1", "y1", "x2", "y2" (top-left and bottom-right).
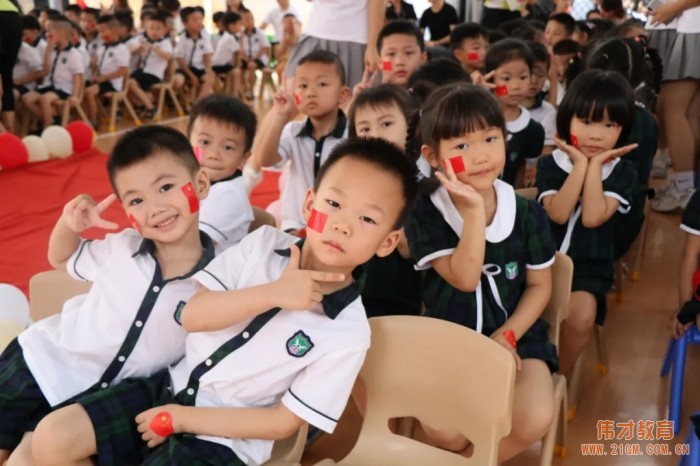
[{"x1": 0, "y1": 149, "x2": 280, "y2": 294}]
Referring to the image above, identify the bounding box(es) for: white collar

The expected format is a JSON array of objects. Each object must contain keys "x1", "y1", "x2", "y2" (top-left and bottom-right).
[
  {"x1": 429, "y1": 179, "x2": 516, "y2": 244},
  {"x1": 552, "y1": 149, "x2": 619, "y2": 180},
  {"x1": 506, "y1": 107, "x2": 531, "y2": 134}
]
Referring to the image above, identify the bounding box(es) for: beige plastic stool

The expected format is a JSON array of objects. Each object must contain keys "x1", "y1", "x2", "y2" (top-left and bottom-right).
[
  {"x1": 28, "y1": 270, "x2": 91, "y2": 322},
  {"x1": 0, "y1": 320, "x2": 24, "y2": 352},
  {"x1": 264, "y1": 424, "x2": 308, "y2": 466}
]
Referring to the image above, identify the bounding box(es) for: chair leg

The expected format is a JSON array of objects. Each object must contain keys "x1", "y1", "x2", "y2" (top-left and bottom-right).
[
  {"x1": 669, "y1": 332, "x2": 688, "y2": 434},
  {"x1": 614, "y1": 260, "x2": 624, "y2": 303},
  {"x1": 567, "y1": 356, "x2": 583, "y2": 422},
  {"x1": 556, "y1": 378, "x2": 568, "y2": 458},
  {"x1": 630, "y1": 216, "x2": 649, "y2": 282},
  {"x1": 661, "y1": 339, "x2": 676, "y2": 376},
  {"x1": 122, "y1": 95, "x2": 142, "y2": 126},
  {"x1": 595, "y1": 325, "x2": 608, "y2": 375},
  {"x1": 108, "y1": 96, "x2": 118, "y2": 133},
  {"x1": 540, "y1": 376, "x2": 565, "y2": 466},
  {"x1": 74, "y1": 103, "x2": 90, "y2": 123},
  {"x1": 167, "y1": 87, "x2": 185, "y2": 117},
  {"x1": 61, "y1": 102, "x2": 71, "y2": 126},
  {"x1": 153, "y1": 87, "x2": 166, "y2": 122}
]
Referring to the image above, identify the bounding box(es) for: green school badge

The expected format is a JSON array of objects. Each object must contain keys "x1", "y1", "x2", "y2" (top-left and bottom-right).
[
  {"x1": 287, "y1": 331, "x2": 314, "y2": 358},
  {"x1": 505, "y1": 262, "x2": 518, "y2": 280},
  {"x1": 173, "y1": 301, "x2": 186, "y2": 325}
]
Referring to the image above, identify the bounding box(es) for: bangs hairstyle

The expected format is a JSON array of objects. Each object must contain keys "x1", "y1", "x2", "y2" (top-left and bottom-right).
[
  {"x1": 420, "y1": 83, "x2": 506, "y2": 150},
  {"x1": 297, "y1": 50, "x2": 346, "y2": 86},
  {"x1": 148, "y1": 10, "x2": 170, "y2": 25},
  {"x1": 548, "y1": 13, "x2": 576, "y2": 35},
  {"x1": 527, "y1": 40, "x2": 550, "y2": 67},
  {"x1": 377, "y1": 20, "x2": 424, "y2": 52},
  {"x1": 556, "y1": 69, "x2": 635, "y2": 147},
  {"x1": 449, "y1": 22, "x2": 488, "y2": 49},
  {"x1": 485, "y1": 38, "x2": 534, "y2": 73},
  {"x1": 108, "y1": 126, "x2": 200, "y2": 196},
  {"x1": 348, "y1": 84, "x2": 415, "y2": 138},
  {"x1": 187, "y1": 95, "x2": 257, "y2": 152},
  {"x1": 313, "y1": 138, "x2": 418, "y2": 229},
  {"x1": 223, "y1": 11, "x2": 241, "y2": 27},
  {"x1": 97, "y1": 14, "x2": 120, "y2": 28}
]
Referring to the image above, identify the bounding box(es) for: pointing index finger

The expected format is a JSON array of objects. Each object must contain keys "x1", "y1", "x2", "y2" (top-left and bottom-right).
[{"x1": 96, "y1": 194, "x2": 118, "y2": 213}]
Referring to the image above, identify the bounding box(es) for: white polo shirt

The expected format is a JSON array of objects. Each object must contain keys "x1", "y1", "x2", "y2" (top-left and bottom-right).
[
  {"x1": 77, "y1": 42, "x2": 92, "y2": 83},
  {"x1": 19, "y1": 229, "x2": 215, "y2": 407},
  {"x1": 200, "y1": 171, "x2": 254, "y2": 250},
  {"x1": 136, "y1": 36, "x2": 173, "y2": 80},
  {"x1": 263, "y1": 4, "x2": 301, "y2": 42},
  {"x1": 529, "y1": 100, "x2": 556, "y2": 146},
  {"x1": 278, "y1": 111, "x2": 348, "y2": 231},
  {"x1": 31, "y1": 37, "x2": 47, "y2": 61},
  {"x1": 240, "y1": 28, "x2": 270, "y2": 65},
  {"x1": 212, "y1": 31, "x2": 240, "y2": 67},
  {"x1": 174, "y1": 31, "x2": 214, "y2": 71},
  {"x1": 87, "y1": 36, "x2": 102, "y2": 59},
  {"x1": 123, "y1": 34, "x2": 144, "y2": 72},
  {"x1": 38, "y1": 45, "x2": 84, "y2": 96},
  {"x1": 174, "y1": 226, "x2": 370, "y2": 465},
  {"x1": 13, "y1": 42, "x2": 43, "y2": 90},
  {"x1": 303, "y1": 0, "x2": 368, "y2": 44},
  {"x1": 678, "y1": 6, "x2": 700, "y2": 33},
  {"x1": 94, "y1": 42, "x2": 130, "y2": 91}
]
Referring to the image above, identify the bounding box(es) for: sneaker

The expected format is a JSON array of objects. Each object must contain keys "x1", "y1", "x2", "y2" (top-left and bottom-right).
[
  {"x1": 651, "y1": 150, "x2": 671, "y2": 179},
  {"x1": 650, "y1": 184, "x2": 695, "y2": 212}
]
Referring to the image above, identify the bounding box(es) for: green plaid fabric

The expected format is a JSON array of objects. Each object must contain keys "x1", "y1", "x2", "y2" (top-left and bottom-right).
[
  {"x1": 503, "y1": 119, "x2": 545, "y2": 186},
  {"x1": 537, "y1": 154, "x2": 637, "y2": 298},
  {"x1": 682, "y1": 191, "x2": 700, "y2": 233},
  {"x1": 143, "y1": 436, "x2": 246, "y2": 466},
  {"x1": 405, "y1": 189, "x2": 559, "y2": 371}
]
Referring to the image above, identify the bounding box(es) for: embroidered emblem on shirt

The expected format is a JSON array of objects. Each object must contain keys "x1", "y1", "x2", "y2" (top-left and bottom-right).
[
  {"x1": 287, "y1": 330, "x2": 314, "y2": 358},
  {"x1": 173, "y1": 300, "x2": 186, "y2": 325},
  {"x1": 508, "y1": 150, "x2": 519, "y2": 162},
  {"x1": 505, "y1": 262, "x2": 518, "y2": 280},
  {"x1": 61, "y1": 57, "x2": 67, "y2": 64}
]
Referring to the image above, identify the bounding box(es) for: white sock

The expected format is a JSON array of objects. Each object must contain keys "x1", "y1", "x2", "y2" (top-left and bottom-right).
[{"x1": 674, "y1": 171, "x2": 695, "y2": 192}]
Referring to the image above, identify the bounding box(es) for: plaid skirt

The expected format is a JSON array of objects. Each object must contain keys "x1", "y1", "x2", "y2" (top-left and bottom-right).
[{"x1": 517, "y1": 318, "x2": 560, "y2": 374}]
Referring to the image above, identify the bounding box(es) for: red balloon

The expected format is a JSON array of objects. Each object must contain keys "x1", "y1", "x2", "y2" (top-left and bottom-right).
[
  {"x1": 65, "y1": 121, "x2": 94, "y2": 154},
  {"x1": 0, "y1": 133, "x2": 29, "y2": 170}
]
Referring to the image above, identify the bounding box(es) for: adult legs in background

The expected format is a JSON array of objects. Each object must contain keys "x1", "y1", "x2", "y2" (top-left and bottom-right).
[{"x1": 0, "y1": 11, "x2": 23, "y2": 134}]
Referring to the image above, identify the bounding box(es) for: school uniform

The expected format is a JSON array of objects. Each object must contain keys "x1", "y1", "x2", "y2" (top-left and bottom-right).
[
  {"x1": 199, "y1": 170, "x2": 254, "y2": 250},
  {"x1": 0, "y1": 229, "x2": 214, "y2": 451},
  {"x1": 677, "y1": 191, "x2": 700, "y2": 324},
  {"x1": 123, "y1": 33, "x2": 143, "y2": 72},
  {"x1": 278, "y1": 111, "x2": 348, "y2": 232},
  {"x1": 663, "y1": 6, "x2": 700, "y2": 81},
  {"x1": 174, "y1": 31, "x2": 214, "y2": 78},
  {"x1": 528, "y1": 96, "x2": 556, "y2": 148},
  {"x1": 29, "y1": 36, "x2": 47, "y2": 61},
  {"x1": 86, "y1": 35, "x2": 101, "y2": 61},
  {"x1": 36, "y1": 44, "x2": 84, "y2": 99},
  {"x1": 132, "y1": 36, "x2": 173, "y2": 91},
  {"x1": 212, "y1": 31, "x2": 240, "y2": 74},
  {"x1": 263, "y1": 4, "x2": 301, "y2": 43},
  {"x1": 13, "y1": 42, "x2": 42, "y2": 94},
  {"x1": 405, "y1": 179, "x2": 558, "y2": 371},
  {"x1": 362, "y1": 250, "x2": 422, "y2": 318},
  {"x1": 93, "y1": 41, "x2": 130, "y2": 93},
  {"x1": 74, "y1": 226, "x2": 370, "y2": 466},
  {"x1": 502, "y1": 107, "x2": 545, "y2": 186},
  {"x1": 536, "y1": 150, "x2": 637, "y2": 324},
  {"x1": 240, "y1": 27, "x2": 269, "y2": 69},
  {"x1": 76, "y1": 41, "x2": 92, "y2": 83}
]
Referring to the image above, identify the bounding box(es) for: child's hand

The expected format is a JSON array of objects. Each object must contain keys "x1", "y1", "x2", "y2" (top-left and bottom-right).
[
  {"x1": 272, "y1": 90, "x2": 297, "y2": 119},
  {"x1": 470, "y1": 70, "x2": 496, "y2": 91},
  {"x1": 188, "y1": 74, "x2": 199, "y2": 86},
  {"x1": 353, "y1": 67, "x2": 379, "y2": 96},
  {"x1": 274, "y1": 244, "x2": 346, "y2": 310},
  {"x1": 491, "y1": 332, "x2": 522, "y2": 370},
  {"x1": 670, "y1": 316, "x2": 693, "y2": 340},
  {"x1": 589, "y1": 143, "x2": 638, "y2": 166},
  {"x1": 135, "y1": 404, "x2": 181, "y2": 448},
  {"x1": 434, "y1": 158, "x2": 483, "y2": 209},
  {"x1": 553, "y1": 135, "x2": 588, "y2": 166},
  {"x1": 61, "y1": 194, "x2": 118, "y2": 233}
]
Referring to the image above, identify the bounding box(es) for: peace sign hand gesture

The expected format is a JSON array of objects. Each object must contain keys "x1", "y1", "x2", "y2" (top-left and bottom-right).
[
  {"x1": 352, "y1": 67, "x2": 379, "y2": 97},
  {"x1": 61, "y1": 194, "x2": 119, "y2": 233}
]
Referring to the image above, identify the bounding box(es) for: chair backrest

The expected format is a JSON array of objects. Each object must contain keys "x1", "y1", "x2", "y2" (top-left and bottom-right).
[
  {"x1": 28, "y1": 270, "x2": 91, "y2": 322},
  {"x1": 263, "y1": 423, "x2": 308, "y2": 466},
  {"x1": 354, "y1": 316, "x2": 516, "y2": 466},
  {"x1": 515, "y1": 187, "x2": 537, "y2": 201},
  {"x1": 540, "y1": 252, "x2": 573, "y2": 347},
  {"x1": 0, "y1": 284, "x2": 31, "y2": 327}
]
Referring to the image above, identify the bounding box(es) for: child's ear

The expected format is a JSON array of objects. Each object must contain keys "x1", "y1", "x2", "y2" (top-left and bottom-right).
[
  {"x1": 338, "y1": 86, "x2": 352, "y2": 107},
  {"x1": 375, "y1": 229, "x2": 402, "y2": 258},
  {"x1": 453, "y1": 48, "x2": 463, "y2": 63},
  {"x1": 239, "y1": 150, "x2": 252, "y2": 167},
  {"x1": 420, "y1": 50, "x2": 428, "y2": 63},
  {"x1": 301, "y1": 187, "x2": 315, "y2": 222},
  {"x1": 421, "y1": 144, "x2": 440, "y2": 168},
  {"x1": 195, "y1": 168, "x2": 211, "y2": 201}
]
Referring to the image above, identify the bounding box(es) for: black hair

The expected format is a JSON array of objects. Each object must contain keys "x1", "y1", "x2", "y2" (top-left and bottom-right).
[
  {"x1": 47, "y1": 15, "x2": 73, "y2": 30},
  {"x1": 81, "y1": 7, "x2": 100, "y2": 19},
  {"x1": 552, "y1": 38, "x2": 580, "y2": 55},
  {"x1": 161, "y1": 0, "x2": 180, "y2": 13},
  {"x1": 97, "y1": 14, "x2": 120, "y2": 27},
  {"x1": 21, "y1": 14, "x2": 41, "y2": 31},
  {"x1": 213, "y1": 11, "x2": 225, "y2": 23},
  {"x1": 108, "y1": 126, "x2": 200, "y2": 196},
  {"x1": 407, "y1": 58, "x2": 470, "y2": 93},
  {"x1": 586, "y1": 18, "x2": 616, "y2": 40},
  {"x1": 574, "y1": 20, "x2": 591, "y2": 40},
  {"x1": 187, "y1": 95, "x2": 258, "y2": 152},
  {"x1": 377, "y1": 19, "x2": 424, "y2": 52},
  {"x1": 313, "y1": 138, "x2": 418, "y2": 229},
  {"x1": 42, "y1": 8, "x2": 62, "y2": 19},
  {"x1": 114, "y1": 10, "x2": 134, "y2": 30},
  {"x1": 148, "y1": 10, "x2": 170, "y2": 25},
  {"x1": 140, "y1": 7, "x2": 156, "y2": 21},
  {"x1": 488, "y1": 30, "x2": 506, "y2": 45},
  {"x1": 498, "y1": 18, "x2": 530, "y2": 36},
  {"x1": 511, "y1": 24, "x2": 539, "y2": 42},
  {"x1": 556, "y1": 69, "x2": 635, "y2": 147},
  {"x1": 600, "y1": 0, "x2": 625, "y2": 18},
  {"x1": 222, "y1": 11, "x2": 241, "y2": 28},
  {"x1": 485, "y1": 38, "x2": 534, "y2": 73},
  {"x1": 527, "y1": 40, "x2": 550, "y2": 67},
  {"x1": 586, "y1": 8, "x2": 601, "y2": 18},
  {"x1": 179, "y1": 6, "x2": 202, "y2": 23},
  {"x1": 607, "y1": 18, "x2": 644, "y2": 38},
  {"x1": 548, "y1": 13, "x2": 576, "y2": 35},
  {"x1": 297, "y1": 50, "x2": 346, "y2": 86},
  {"x1": 282, "y1": 12, "x2": 297, "y2": 20},
  {"x1": 450, "y1": 22, "x2": 488, "y2": 49},
  {"x1": 65, "y1": 5, "x2": 82, "y2": 15}
]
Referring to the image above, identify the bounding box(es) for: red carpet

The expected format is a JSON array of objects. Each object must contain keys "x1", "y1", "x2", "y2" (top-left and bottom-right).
[{"x1": 0, "y1": 149, "x2": 280, "y2": 294}]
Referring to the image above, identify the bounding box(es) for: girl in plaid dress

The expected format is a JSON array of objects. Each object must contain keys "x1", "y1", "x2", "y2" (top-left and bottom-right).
[
  {"x1": 536, "y1": 69, "x2": 638, "y2": 375},
  {"x1": 405, "y1": 83, "x2": 558, "y2": 462}
]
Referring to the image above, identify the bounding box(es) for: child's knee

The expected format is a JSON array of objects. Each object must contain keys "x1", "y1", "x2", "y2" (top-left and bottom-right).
[
  {"x1": 33, "y1": 406, "x2": 92, "y2": 465},
  {"x1": 516, "y1": 398, "x2": 554, "y2": 442}
]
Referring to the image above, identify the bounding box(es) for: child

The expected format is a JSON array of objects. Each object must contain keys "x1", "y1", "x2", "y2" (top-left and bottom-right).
[
  {"x1": 536, "y1": 69, "x2": 638, "y2": 375},
  {"x1": 544, "y1": 12, "x2": 575, "y2": 50},
  {"x1": 405, "y1": 83, "x2": 557, "y2": 462},
  {"x1": 172, "y1": 6, "x2": 215, "y2": 102},
  {"x1": 485, "y1": 39, "x2": 545, "y2": 187},
  {"x1": 275, "y1": 13, "x2": 300, "y2": 79},
  {"x1": 0, "y1": 126, "x2": 214, "y2": 464},
  {"x1": 239, "y1": 9, "x2": 270, "y2": 100},
  {"x1": 22, "y1": 14, "x2": 46, "y2": 59},
  {"x1": 253, "y1": 50, "x2": 350, "y2": 234},
  {"x1": 573, "y1": 20, "x2": 591, "y2": 45},
  {"x1": 13, "y1": 41, "x2": 44, "y2": 103},
  {"x1": 525, "y1": 40, "x2": 556, "y2": 155},
  {"x1": 31, "y1": 137, "x2": 418, "y2": 466},
  {"x1": 64, "y1": 4, "x2": 81, "y2": 25},
  {"x1": 80, "y1": 8, "x2": 101, "y2": 58},
  {"x1": 376, "y1": 20, "x2": 427, "y2": 88},
  {"x1": 212, "y1": 12, "x2": 241, "y2": 75},
  {"x1": 188, "y1": 95, "x2": 255, "y2": 249},
  {"x1": 84, "y1": 15, "x2": 131, "y2": 128},
  {"x1": 22, "y1": 17, "x2": 85, "y2": 128},
  {"x1": 212, "y1": 11, "x2": 225, "y2": 49},
  {"x1": 128, "y1": 10, "x2": 173, "y2": 119},
  {"x1": 115, "y1": 10, "x2": 142, "y2": 72},
  {"x1": 450, "y1": 22, "x2": 489, "y2": 75},
  {"x1": 673, "y1": 191, "x2": 700, "y2": 337}
]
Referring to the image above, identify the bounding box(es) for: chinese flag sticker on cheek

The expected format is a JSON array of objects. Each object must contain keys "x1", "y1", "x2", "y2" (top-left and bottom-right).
[
  {"x1": 570, "y1": 134, "x2": 580, "y2": 148},
  {"x1": 443, "y1": 156, "x2": 466, "y2": 174},
  {"x1": 193, "y1": 146, "x2": 205, "y2": 162},
  {"x1": 128, "y1": 214, "x2": 140, "y2": 233},
  {"x1": 307, "y1": 209, "x2": 327, "y2": 233},
  {"x1": 294, "y1": 93, "x2": 301, "y2": 106},
  {"x1": 382, "y1": 61, "x2": 393, "y2": 71},
  {"x1": 181, "y1": 183, "x2": 199, "y2": 213},
  {"x1": 149, "y1": 412, "x2": 174, "y2": 438},
  {"x1": 467, "y1": 52, "x2": 480, "y2": 61},
  {"x1": 495, "y1": 85, "x2": 508, "y2": 96}
]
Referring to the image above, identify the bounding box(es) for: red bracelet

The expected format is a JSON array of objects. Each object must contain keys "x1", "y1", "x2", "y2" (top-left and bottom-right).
[
  {"x1": 503, "y1": 330, "x2": 517, "y2": 350},
  {"x1": 149, "y1": 411, "x2": 174, "y2": 438}
]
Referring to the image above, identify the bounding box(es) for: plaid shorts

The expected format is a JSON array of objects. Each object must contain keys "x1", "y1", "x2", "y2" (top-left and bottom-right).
[
  {"x1": 0, "y1": 339, "x2": 53, "y2": 450},
  {"x1": 143, "y1": 435, "x2": 245, "y2": 466},
  {"x1": 77, "y1": 370, "x2": 172, "y2": 466}
]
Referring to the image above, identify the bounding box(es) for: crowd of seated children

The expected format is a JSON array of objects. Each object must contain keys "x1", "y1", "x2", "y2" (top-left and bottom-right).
[
  {"x1": 172, "y1": 6, "x2": 215, "y2": 103},
  {"x1": 239, "y1": 9, "x2": 270, "y2": 100}
]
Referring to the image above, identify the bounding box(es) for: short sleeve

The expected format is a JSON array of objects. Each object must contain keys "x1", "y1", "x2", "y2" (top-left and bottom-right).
[
  {"x1": 263, "y1": 8, "x2": 275, "y2": 24},
  {"x1": 174, "y1": 38, "x2": 186, "y2": 59},
  {"x1": 404, "y1": 191, "x2": 458, "y2": 270},
  {"x1": 447, "y1": 4, "x2": 459, "y2": 23},
  {"x1": 158, "y1": 39, "x2": 174, "y2": 55},
  {"x1": 117, "y1": 46, "x2": 130, "y2": 67},
  {"x1": 199, "y1": 180, "x2": 254, "y2": 248},
  {"x1": 282, "y1": 345, "x2": 368, "y2": 433},
  {"x1": 66, "y1": 231, "x2": 126, "y2": 282},
  {"x1": 540, "y1": 108, "x2": 556, "y2": 147},
  {"x1": 524, "y1": 199, "x2": 556, "y2": 269},
  {"x1": 522, "y1": 121, "x2": 545, "y2": 159},
  {"x1": 26, "y1": 46, "x2": 42, "y2": 70},
  {"x1": 602, "y1": 159, "x2": 637, "y2": 214},
  {"x1": 203, "y1": 37, "x2": 214, "y2": 55},
  {"x1": 277, "y1": 122, "x2": 297, "y2": 164},
  {"x1": 682, "y1": 191, "x2": 700, "y2": 235},
  {"x1": 419, "y1": 11, "x2": 428, "y2": 28},
  {"x1": 69, "y1": 51, "x2": 84, "y2": 74},
  {"x1": 228, "y1": 37, "x2": 240, "y2": 54},
  {"x1": 536, "y1": 155, "x2": 564, "y2": 202},
  {"x1": 192, "y1": 228, "x2": 262, "y2": 291}
]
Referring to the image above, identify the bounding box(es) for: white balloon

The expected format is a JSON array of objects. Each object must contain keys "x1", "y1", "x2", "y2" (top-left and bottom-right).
[
  {"x1": 41, "y1": 126, "x2": 73, "y2": 158},
  {"x1": 0, "y1": 284, "x2": 30, "y2": 328},
  {"x1": 22, "y1": 135, "x2": 49, "y2": 163}
]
